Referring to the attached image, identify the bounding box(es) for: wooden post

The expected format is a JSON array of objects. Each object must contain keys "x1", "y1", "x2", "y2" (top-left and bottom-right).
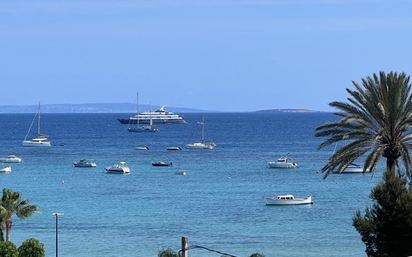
[{"x1": 181, "y1": 236, "x2": 188, "y2": 257}]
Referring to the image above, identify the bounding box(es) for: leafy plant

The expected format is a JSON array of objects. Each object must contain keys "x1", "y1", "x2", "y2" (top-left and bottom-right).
[
  {"x1": 17, "y1": 238, "x2": 45, "y2": 257},
  {"x1": 0, "y1": 241, "x2": 18, "y2": 257}
]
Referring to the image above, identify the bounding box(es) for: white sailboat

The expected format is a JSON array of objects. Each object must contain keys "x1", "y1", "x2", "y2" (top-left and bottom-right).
[
  {"x1": 331, "y1": 142, "x2": 368, "y2": 173},
  {"x1": 22, "y1": 102, "x2": 51, "y2": 147},
  {"x1": 127, "y1": 94, "x2": 159, "y2": 132},
  {"x1": 185, "y1": 114, "x2": 216, "y2": 149}
]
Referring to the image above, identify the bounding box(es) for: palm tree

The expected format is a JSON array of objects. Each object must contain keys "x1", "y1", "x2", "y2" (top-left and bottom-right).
[
  {"x1": 0, "y1": 188, "x2": 41, "y2": 242},
  {"x1": 315, "y1": 71, "x2": 412, "y2": 178}
]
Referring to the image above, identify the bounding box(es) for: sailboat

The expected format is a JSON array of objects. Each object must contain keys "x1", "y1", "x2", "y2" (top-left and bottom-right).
[
  {"x1": 22, "y1": 102, "x2": 51, "y2": 147},
  {"x1": 127, "y1": 94, "x2": 159, "y2": 133},
  {"x1": 331, "y1": 142, "x2": 369, "y2": 173},
  {"x1": 185, "y1": 114, "x2": 216, "y2": 149}
]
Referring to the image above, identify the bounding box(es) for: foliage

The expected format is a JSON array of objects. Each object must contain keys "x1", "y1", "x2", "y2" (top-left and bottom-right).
[
  {"x1": 315, "y1": 71, "x2": 412, "y2": 178},
  {"x1": 17, "y1": 238, "x2": 45, "y2": 257},
  {"x1": 158, "y1": 247, "x2": 179, "y2": 257},
  {"x1": 0, "y1": 189, "x2": 41, "y2": 241},
  {"x1": 0, "y1": 241, "x2": 18, "y2": 257},
  {"x1": 353, "y1": 171, "x2": 412, "y2": 257},
  {"x1": 249, "y1": 253, "x2": 265, "y2": 257}
]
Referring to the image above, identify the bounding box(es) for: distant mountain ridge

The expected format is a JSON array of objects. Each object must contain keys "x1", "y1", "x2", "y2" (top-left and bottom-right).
[{"x1": 0, "y1": 103, "x2": 208, "y2": 114}]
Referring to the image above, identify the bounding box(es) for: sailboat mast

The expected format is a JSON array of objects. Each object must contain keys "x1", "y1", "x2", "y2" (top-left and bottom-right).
[
  {"x1": 37, "y1": 102, "x2": 41, "y2": 136},
  {"x1": 150, "y1": 102, "x2": 153, "y2": 126},
  {"x1": 201, "y1": 114, "x2": 205, "y2": 142},
  {"x1": 137, "y1": 93, "x2": 139, "y2": 126}
]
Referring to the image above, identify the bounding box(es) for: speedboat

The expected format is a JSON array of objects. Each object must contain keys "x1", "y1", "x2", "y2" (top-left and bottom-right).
[
  {"x1": 264, "y1": 195, "x2": 313, "y2": 206},
  {"x1": 135, "y1": 146, "x2": 149, "y2": 150},
  {"x1": 105, "y1": 162, "x2": 130, "y2": 174},
  {"x1": 73, "y1": 159, "x2": 97, "y2": 168},
  {"x1": 267, "y1": 155, "x2": 299, "y2": 168},
  {"x1": 152, "y1": 161, "x2": 172, "y2": 167},
  {"x1": 167, "y1": 147, "x2": 182, "y2": 151},
  {"x1": 0, "y1": 165, "x2": 12, "y2": 173},
  {"x1": 0, "y1": 155, "x2": 23, "y2": 163},
  {"x1": 118, "y1": 104, "x2": 186, "y2": 124}
]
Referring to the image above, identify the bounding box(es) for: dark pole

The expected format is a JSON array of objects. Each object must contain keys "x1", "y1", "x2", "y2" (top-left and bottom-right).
[
  {"x1": 55, "y1": 214, "x2": 58, "y2": 257},
  {"x1": 52, "y1": 213, "x2": 64, "y2": 257}
]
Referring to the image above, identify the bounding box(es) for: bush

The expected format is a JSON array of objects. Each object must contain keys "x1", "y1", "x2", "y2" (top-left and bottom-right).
[
  {"x1": 250, "y1": 253, "x2": 265, "y2": 257},
  {"x1": 0, "y1": 241, "x2": 18, "y2": 257},
  {"x1": 158, "y1": 247, "x2": 179, "y2": 257},
  {"x1": 17, "y1": 238, "x2": 45, "y2": 257}
]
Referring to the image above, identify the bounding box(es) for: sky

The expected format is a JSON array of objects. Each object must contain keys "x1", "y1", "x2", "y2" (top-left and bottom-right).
[{"x1": 1, "y1": 0, "x2": 412, "y2": 112}]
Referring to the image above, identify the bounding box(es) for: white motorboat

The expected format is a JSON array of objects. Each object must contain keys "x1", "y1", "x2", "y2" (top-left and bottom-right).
[
  {"x1": 105, "y1": 162, "x2": 130, "y2": 174},
  {"x1": 167, "y1": 147, "x2": 182, "y2": 151},
  {"x1": 152, "y1": 161, "x2": 172, "y2": 167},
  {"x1": 264, "y1": 195, "x2": 313, "y2": 206},
  {"x1": 0, "y1": 155, "x2": 22, "y2": 163},
  {"x1": 73, "y1": 159, "x2": 97, "y2": 168},
  {"x1": 118, "y1": 104, "x2": 186, "y2": 124},
  {"x1": 185, "y1": 114, "x2": 216, "y2": 149},
  {"x1": 135, "y1": 146, "x2": 149, "y2": 150},
  {"x1": 0, "y1": 165, "x2": 12, "y2": 173},
  {"x1": 267, "y1": 155, "x2": 299, "y2": 168},
  {"x1": 22, "y1": 102, "x2": 51, "y2": 147}
]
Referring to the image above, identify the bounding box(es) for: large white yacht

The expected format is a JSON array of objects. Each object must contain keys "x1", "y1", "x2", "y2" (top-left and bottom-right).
[{"x1": 117, "y1": 104, "x2": 186, "y2": 124}]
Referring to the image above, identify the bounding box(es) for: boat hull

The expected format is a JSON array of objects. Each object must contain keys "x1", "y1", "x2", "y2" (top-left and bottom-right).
[
  {"x1": 267, "y1": 162, "x2": 299, "y2": 168},
  {"x1": 152, "y1": 162, "x2": 172, "y2": 167},
  {"x1": 333, "y1": 164, "x2": 370, "y2": 173},
  {"x1": 167, "y1": 147, "x2": 181, "y2": 151},
  {"x1": 0, "y1": 156, "x2": 22, "y2": 163},
  {"x1": 264, "y1": 196, "x2": 313, "y2": 206},
  {"x1": 0, "y1": 166, "x2": 12, "y2": 173},
  {"x1": 185, "y1": 143, "x2": 214, "y2": 149},
  {"x1": 22, "y1": 140, "x2": 51, "y2": 147},
  {"x1": 118, "y1": 118, "x2": 186, "y2": 124}
]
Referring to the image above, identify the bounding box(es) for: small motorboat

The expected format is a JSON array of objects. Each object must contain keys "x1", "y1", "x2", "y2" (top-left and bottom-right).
[
  {"x1": 152, "y1": 161, "x2": 172, "y2": 167},
  {"x1": 167, "y1": 147, "x2": 182, "y2": 151},
  {"x1": 268, "y1": 154, "x2": 299, "y2": 169},
  {"x1": 0, "y1": 165, "x2": 12, "y2": 173},
  {"x1": 105, "y1": 162, "x2": 130, "y2": 174},
  {"x1": 73, "y1": 159, "x2": 97, "y2": 168},
  {"x1": 264, "y1": 195, "x2": 313, "y2": 206},
  {"x1": 0, "y1": 155, "x2": 22, "y2": 163},
  {"x1": 135, "y1": 146, "x2": 149, "y2": 150},
  {"x1": 175, "y1": 170, "x2": 188, "y2": 175}
]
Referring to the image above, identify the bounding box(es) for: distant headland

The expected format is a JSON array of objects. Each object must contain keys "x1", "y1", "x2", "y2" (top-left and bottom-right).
[
  {"x1": 0, "y1": 104, "x2": 323, "y2": 114},
  {"x1": 255, "y1": 109, "x2": 323, "y2": 113}
]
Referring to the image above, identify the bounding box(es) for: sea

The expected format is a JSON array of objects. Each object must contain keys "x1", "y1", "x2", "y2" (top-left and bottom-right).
[{"x1": 0, "y1": 112, "x2": 384, "y2": 257}]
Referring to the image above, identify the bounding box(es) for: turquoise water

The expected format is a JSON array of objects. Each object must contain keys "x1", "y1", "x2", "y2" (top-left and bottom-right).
[{"x1": 0, "y1": 112, "x2": 382, "y2": 256}]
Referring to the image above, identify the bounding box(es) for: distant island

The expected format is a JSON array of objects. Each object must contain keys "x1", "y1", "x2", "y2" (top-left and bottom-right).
[
  {"x1": 0, "y1": 103, "x2": 208, "y2": 114},
  {"x1": 0, "y1": 104, "x2": 323, "y2": 114},
  {"x1": 255, "y1": 109, "x2": 323, "y2": 113}
]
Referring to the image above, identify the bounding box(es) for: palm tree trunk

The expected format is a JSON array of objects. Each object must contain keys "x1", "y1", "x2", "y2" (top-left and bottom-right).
[
  {"x1": 387, "y1": 158, "x2": 396, "y2": 174},
  {"x1": 6, "y1": 219, "x2": 11, "y2": 242}
]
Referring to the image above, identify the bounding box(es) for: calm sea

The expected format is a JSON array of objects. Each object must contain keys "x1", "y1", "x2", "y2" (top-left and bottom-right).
[{"x1": 0, "y1": 112, "x2": 383, "y2": 257}]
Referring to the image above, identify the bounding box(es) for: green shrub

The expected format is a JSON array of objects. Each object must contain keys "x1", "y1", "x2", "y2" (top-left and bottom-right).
[
  {"x1": 17, "y1": 238, "x2": 45, "y2": 257},
  {"x1": 0, "y1": 241, "x2": 18, "y2": 257},
  {"x1": 158, "y1": 247, "x2": 178, "y2": 257}
]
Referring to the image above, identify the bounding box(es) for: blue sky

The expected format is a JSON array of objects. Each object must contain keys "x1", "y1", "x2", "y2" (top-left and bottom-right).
[{"x1": 1, "y1": 0, "x2": 411, "y2": 112}]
